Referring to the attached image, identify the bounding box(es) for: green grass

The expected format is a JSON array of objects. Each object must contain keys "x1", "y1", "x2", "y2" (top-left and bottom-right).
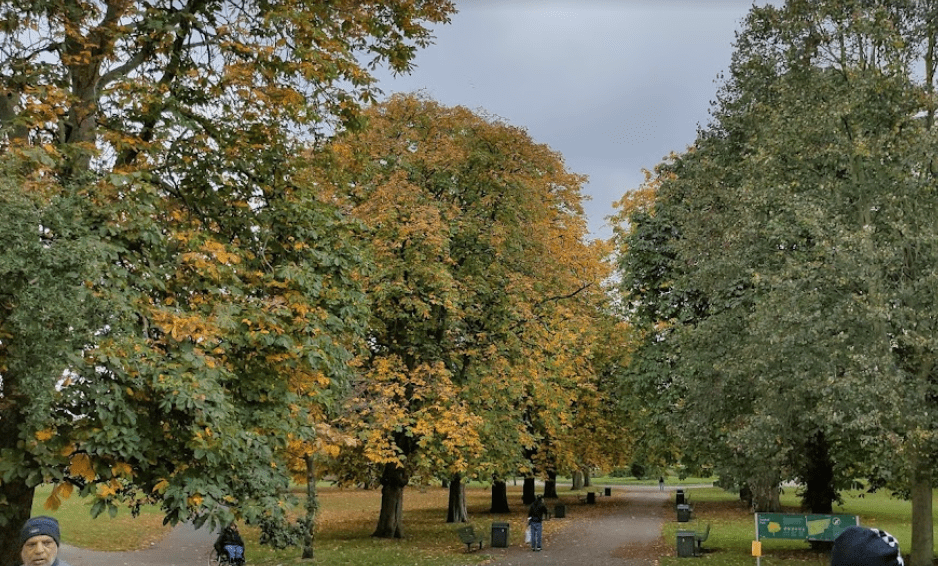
[
  {"x1": 31, "y1": 485, "x2": 171, "y2": 550},
  {"x1": 659, "y1": 486, "x2": 938, "y2": 566},
  {"x1": 31, "y1": 477, "x2": 936, "y2": 566}
]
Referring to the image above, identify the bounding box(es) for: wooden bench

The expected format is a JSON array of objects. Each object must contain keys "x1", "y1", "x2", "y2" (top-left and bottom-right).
[
  {"x1": 457, "y1": 525, "x2": 485, "y2": 552},
  {"x1": 694, "y1": 523, "x2": 711, "y2": 554}
]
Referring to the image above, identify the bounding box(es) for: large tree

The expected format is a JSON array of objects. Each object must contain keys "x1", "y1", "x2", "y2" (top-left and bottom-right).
[
  {"x1": 0, "y1": 1, "x2": 454, "y2": 563},
  {"x1": 615, "y1": 2, "x2": 938, "y2": 562},
  {"x1": 318, "y1": 93, "x2": 609, "y2": 538}
]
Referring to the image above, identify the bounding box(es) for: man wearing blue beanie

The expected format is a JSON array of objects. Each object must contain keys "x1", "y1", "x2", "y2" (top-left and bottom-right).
[
  {"x1": 19, "y1": 516, "x2": 72, "y2": 566},
  {"x1": 831, "y1": 526, "x2": 904, "y2": 566}
]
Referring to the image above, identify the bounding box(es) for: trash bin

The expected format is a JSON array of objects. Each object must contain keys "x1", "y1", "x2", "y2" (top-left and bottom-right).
[
  {"x1": 554, "y1": 503, "x2": 566, "y2": 518},
  {"x1": 676, "y1": 531, "x2": 696, "y2": 557},
  {"x1": 675, "y1": 489, "x2": 685, "y2": 506},
  {"x1": 604, "y1": 487, "x2": 612, "y2": 497},
  {"x1": 677, "y1": 503, "x2": 692, "y2": 522},
  {"x1": 491, "y1": 522, "x2": 510, "y2": 548}
]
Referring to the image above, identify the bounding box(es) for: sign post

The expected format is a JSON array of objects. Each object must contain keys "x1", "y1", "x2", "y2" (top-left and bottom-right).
[
  {"x1": 754, "y1": 512, "x2": 858, "y2": 563},
  {"x1": 756, "y1": 513, "x2": 858, "y2": 542}
]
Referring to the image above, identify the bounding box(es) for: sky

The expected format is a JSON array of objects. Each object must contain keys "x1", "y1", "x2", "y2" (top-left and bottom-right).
[{"x1": 371, "y1": 0, "x2": 776, "y2": 240}]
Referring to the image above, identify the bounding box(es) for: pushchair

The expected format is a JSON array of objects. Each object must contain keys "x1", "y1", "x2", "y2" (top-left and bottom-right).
[
  {"x1": 209, "y1": 544, "x2": 245, "y2": 566},
  {"x1": 210, "y1": 524, "x2": 245, "y2": 566}
]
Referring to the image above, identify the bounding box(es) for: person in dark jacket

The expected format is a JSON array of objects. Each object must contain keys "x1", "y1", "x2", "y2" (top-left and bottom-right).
[
  {"x1": 830, "y1": 526, "x2": 904, "y2": 566},
  {"x1": 214, "y1": 523, "x2": 245, "y2": 564},
  {"x1": 527, "y1": 495, "x2": 548, "y2": 551},
  {"x1": 19, "y1": 516, "x2": 72, "y2": 566}
]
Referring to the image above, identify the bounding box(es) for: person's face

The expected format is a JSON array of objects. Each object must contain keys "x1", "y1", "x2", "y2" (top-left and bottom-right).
[{"x1": 21, "y1": 535, "x2": 58, "y2": 566}]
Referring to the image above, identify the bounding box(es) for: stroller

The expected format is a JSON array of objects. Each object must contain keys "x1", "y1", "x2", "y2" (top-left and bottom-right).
[{"x1": 210, "y1": 524, "x2": 245, "y2": 566}]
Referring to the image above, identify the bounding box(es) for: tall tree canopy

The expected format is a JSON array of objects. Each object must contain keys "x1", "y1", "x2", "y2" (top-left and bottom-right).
[
  {"x1": 315, "y1": 93, "x2": 614, "y2": 538},
  {"x1": 614, "y1": 2, "x2": 938, "y2": 562},
  {"x1": 0, "y1": 1, "x2": 455, "y2": 562}
]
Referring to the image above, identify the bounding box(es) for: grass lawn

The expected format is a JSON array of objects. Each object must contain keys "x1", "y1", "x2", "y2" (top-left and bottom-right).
[
  {"x1": 31, "y1": 485, "x2": 172, "y2": 551},
  {"x1": 31, "y1": 477, "x2": 935, "y2": 566},
  {"x1": 659, "y1": 486, "x2": 938, "y2": 566},
  {"x1": 33, "y1": 480, "x2": 586, "y2": 566}
]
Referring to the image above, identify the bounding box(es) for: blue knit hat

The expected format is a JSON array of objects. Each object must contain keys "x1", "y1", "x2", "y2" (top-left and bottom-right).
[
  {"x1": 831, "y1": 526, "x2": 903, "y2": 566},
  {"x1": 19, "y1": 516, "x2": 61, "y2": 548}
]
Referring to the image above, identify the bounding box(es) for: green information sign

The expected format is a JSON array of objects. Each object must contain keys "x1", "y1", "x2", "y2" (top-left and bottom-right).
[{"x1": 756, "y1": 513, "x2": 858, "y2": 542}]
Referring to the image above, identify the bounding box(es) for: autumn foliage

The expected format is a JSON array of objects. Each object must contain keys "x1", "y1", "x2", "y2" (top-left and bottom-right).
[{"x1": 309, "y1": 94, "x2": 621, "y2": 537}]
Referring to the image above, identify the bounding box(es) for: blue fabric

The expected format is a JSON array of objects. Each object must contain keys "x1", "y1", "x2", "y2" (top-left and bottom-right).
[
  {"x1": 224, "y1": 545, "x2": 244, "y2": 560},
  {"x1": 530, "y1": 521, "x2": 543, "y2": 550},
  {"x1": 20, "y1": 516, "x2": 61, "y2": 547}
]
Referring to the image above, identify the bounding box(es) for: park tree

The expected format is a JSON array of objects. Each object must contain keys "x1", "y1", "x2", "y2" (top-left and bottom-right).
[
  {"x1": 0, "y1": 1, "x2": 455, "y2": 563},
  {"x1": 611, "y1": 169, "x2": 699, "y2": 480},
  {"x1": 614, "y1": 2, "x2": 938, "y2": 562},
  {"x1": 317, "y1": 93, "x2": 609, "y2": 537}
]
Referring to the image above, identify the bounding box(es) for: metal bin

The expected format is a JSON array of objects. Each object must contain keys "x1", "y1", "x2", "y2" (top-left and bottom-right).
[
  {"x1": 676, "y1": 530, "x2": 696, "y2": 557},
  {"x1": 677, "y1": 503, "x2": 692, "y2": 522},
  {"x1": 491, "y1": 522, "x2": 510, "y2": 548}
]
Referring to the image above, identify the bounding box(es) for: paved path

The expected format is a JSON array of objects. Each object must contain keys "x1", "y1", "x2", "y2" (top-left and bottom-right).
[
  {"x1": 479, "y1": 486, "x2": 672, "y2": 566},
  {"x1": 60, "y1": 485, "x2": 697, "y2": 566},
  {"x1": 62, "y1": 522, "x2": 216, "y2": 566}
]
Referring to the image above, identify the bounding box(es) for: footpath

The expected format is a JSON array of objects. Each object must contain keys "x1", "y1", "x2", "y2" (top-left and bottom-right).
[
  {"x1": 481, "y1": 485, "x2": 672, "y2": 566},
  {"x1": 61, "y1": 485, "x2": 688, "y2": 566}
]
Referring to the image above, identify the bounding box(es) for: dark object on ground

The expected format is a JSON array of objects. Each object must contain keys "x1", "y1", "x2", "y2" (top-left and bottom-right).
[
  {"x1": 694, "y1": 523, "x2": 711, "y2": 554},
  {"x1": 491, "y1": 522, "x2": 510, "y2": 548},
  {"x1": 677, "y1": 504, "x2": 692, "y2": 522}
]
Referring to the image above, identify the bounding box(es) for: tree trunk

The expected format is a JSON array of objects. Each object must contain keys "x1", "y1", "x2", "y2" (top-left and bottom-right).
[
  {"x1": 0, "y1": 481, "x2": 35, "y2": 566},
  {"x1": 0, "y1": 370, "x2": 34, "y2": 566},
  {"x1": 522, "y1": 477, "x2": 535, "y2": 505},
  {"x1": 301, "y1": 455, "x2": 317, "y2": 559},
  {"x1": 750, "y1": 475, "x2": 781, "y2": 512},
  {"x1": 373, "y1": 463, "x2": 408, "y2": 538},
  {"x1": 490, "y1": 480, "x2": 510, "y2": 513},
  {"x1": 544, "y1": 471, "x2": 558, "y2": 499},
  {"x1": 583, "y1": 469, "x2": 592, "y2": 488},
  {"x1": 801, "y1": 431, "x2": 835, "y2": 514},
  {"x1": 446, "y1": 473, "x2": 468, "y2": 523},
  {"x1": 910, "y1": 459, "x2": 933, "y2": 566},
  {"x1": 571, "y1": 470, "x2": 584, "y2": 490}
]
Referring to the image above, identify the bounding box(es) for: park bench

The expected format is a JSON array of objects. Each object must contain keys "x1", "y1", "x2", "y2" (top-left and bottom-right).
[
  {"x1": 694, "y1": 523, "x2": 711, "y2": 554},
  {"x1": 457, "y1": 525, "x2": 485, "y2": 552}
]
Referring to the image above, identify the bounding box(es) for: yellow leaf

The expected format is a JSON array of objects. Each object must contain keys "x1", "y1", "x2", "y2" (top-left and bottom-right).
[
  {"x1": 112, "y1": 462, "x2": 133, "y2": 478},
  {"x1": 57, "y1": 482, "x2": 74, "y2": 499},
  {"x1": 70, "y1": 453, "x2": 96, "y2": 482},
  {"x1": 187, "y1": 494, "x2": 204, "y2": 507},
  {"x1": 43, "y1": 491, "x2": 61, "y2": 511},
  {"x1": 35, "y1": 429, "x2": 55, "y2": 441},
  {"x1": 153, "y1": 479, "x2": 170, "y2": 493}
]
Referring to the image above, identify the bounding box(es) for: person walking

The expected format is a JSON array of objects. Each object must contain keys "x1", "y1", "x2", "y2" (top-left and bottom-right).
[
  {"x1": 659, "y1": 476, "x2": 664, "y2": 491},
  {"x1": 527, "y1": 495, "x2": 548, "y2": 551},
  {"x1": 19, "y1": 516, "x2": 72, "y2": 566}
]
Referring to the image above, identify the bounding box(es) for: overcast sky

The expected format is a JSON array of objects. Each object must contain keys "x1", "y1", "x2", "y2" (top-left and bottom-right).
[{"x1": 371, "y1": 0, "x2": 775, "y2": 240}]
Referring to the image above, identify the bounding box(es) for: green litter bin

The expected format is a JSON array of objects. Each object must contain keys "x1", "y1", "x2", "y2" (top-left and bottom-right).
[
  {"x1": 677, "y1": 504, "x2": 692, "y2": 522},
  {"x1": 677, "y1": 530, "x2": 696, "y2": 557},
  {"x1": 554, "y1": 503, "x2": 566, "y2": 518},
  {"x1": 491, "y1": 522, "x2": 510, "y2": 548}
]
